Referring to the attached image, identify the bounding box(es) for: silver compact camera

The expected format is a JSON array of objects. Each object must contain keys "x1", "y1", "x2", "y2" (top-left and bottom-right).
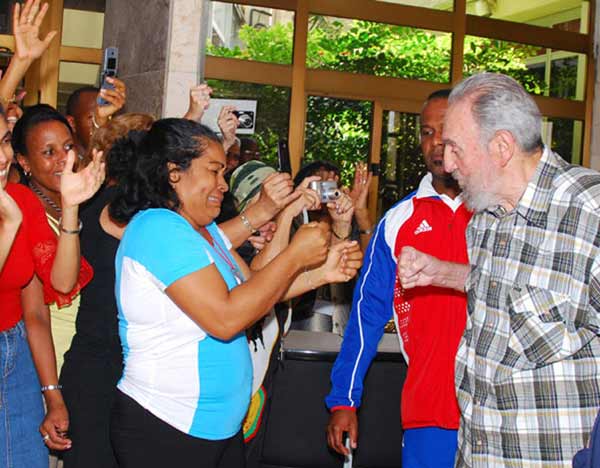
[{"x1": 308, "y1": 180, "x2": 341, "y2": 203}]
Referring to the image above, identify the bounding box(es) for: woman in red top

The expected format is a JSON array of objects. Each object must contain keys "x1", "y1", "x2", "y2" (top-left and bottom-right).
[
  {"x1": 0, "y1": 105, "x2": 104, "y2": 468},
  {"x1": 0, "y1": 181, "x2": 22, "y2": 271},
  {"x1": 0, "y1": 2, "x2": 105, "y2": 467}
]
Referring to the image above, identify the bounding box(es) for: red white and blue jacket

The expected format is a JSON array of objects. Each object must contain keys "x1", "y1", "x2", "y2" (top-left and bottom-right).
[{"x1": 325, "y1": 174, "x2": 472, "y2": 430}]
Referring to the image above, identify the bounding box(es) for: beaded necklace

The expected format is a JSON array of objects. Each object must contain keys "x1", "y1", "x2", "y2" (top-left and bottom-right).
[{"x1": 29, "y1": 181, "x2": 62, "y2": 215}]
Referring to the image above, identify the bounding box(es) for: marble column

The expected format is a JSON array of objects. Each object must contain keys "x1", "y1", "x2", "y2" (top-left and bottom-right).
[{"x1": 103, "y1": 0, "x2": 206, "y2": 118}]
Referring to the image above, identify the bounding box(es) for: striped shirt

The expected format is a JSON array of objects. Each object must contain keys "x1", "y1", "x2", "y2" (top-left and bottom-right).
[{"x1": 456, "y1": 147, "x2": 600, "y2": 467}]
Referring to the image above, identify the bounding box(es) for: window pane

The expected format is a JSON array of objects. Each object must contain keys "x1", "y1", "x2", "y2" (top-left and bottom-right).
[
  {"x1": 379, "y1": 110, "x2": 423, "y2": 216},
  {"x1": 543, "y1": 118, "x2": 583, "y2": 164},
  {"x1": 464, "y1": 36, "x2": 586, "y2": 101},
  {"x1": 58, "y1": 62, "x2": 100, "y2": 113},
  {"x1": 207, "y1": 2, "x2": 294, "y2": 65},
  {"x1": 206, "y1": 79, "x2": 291, "y2": 167},
  {"x1": 374, "y1": 0, "x2": 452, "y2": 10},
  {"x1": 469, "y1": 1, "x2": 589, "y2": 33},
  {"x1": 0, "y1": 2, "x2": 16, "y2": 35},
  {"x1": 303, "y1": 96, "x2": 371, "y2": 185},
  {"x1": 62, "y1": 9, "x2": 104, "y2": 48},
  {"x1": 307, "y1": 16, "x2": 451, "y2": 83}
]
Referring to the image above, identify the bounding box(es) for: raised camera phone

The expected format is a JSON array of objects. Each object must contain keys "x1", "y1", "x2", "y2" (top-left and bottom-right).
[
  {"x1": 232, "y1": 110, "x2": 255, "y2": 130},
  {"x1": 98, "y1": 47, "x2": 118, "y2": 106},
  {"x1": 277, "y1": 139, "x2": 291, "y2": 174},
  {"x1": 308, "y1": 180, "x2": 341, "y2": 203}
]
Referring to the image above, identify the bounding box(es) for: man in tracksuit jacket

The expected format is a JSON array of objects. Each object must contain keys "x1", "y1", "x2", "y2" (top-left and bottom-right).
[{"x1": 325, "y1": 89, "x2": 472, "y2": 467}]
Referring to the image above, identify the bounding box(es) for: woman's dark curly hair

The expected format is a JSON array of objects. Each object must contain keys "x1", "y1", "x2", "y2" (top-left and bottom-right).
[
  {"x1": 293, "y1": 160, "x2": 340, "y2": 187},
  {"x1": 12, "y1": 104, "x2": 73, "y2": 156},
  {"x1": 108, "y1": 118, "x2": 221, "y2": 223}
]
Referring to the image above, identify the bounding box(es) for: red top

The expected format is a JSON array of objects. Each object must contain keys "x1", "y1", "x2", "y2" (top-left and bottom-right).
[
  {"x1": 0, "y1": 183, "x2": 93, "y2": 332},
  {"x1": 393, "y1": 196, "x2": 472, "y2": 430}
]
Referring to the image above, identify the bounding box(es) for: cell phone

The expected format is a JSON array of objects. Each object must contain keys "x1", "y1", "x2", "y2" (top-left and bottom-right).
[
  {"x1": 278, "y1": 138, "x2": 292, "y2": 174},
  {"x1": 97, "y1": 47, "x2": 118, "y2": 106},
  {"x1": 370, "y1": 162, "x2": 380, "y2": 177}
]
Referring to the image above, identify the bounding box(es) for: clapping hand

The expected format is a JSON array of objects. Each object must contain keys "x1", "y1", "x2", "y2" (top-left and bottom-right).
[
  {"x1": 13, "y1": 0, "x2": 57, "y2": 62},
  {"x1": 60, "y1": 148, "x2": 105, "y2": 209}
]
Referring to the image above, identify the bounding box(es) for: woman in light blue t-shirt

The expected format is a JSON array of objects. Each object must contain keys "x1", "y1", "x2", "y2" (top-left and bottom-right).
[{"x1": 107, "y1": 118, "x2": 362, "y2": 468}]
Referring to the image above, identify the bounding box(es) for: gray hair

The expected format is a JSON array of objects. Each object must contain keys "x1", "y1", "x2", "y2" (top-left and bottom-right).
[{"x1": 449, "y1": 72, "x2": 542, "y2": 153}]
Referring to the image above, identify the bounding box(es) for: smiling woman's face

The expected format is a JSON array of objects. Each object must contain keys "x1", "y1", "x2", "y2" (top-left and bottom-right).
[
  {"x1": 0, "y1": 116, "x2": 13, "y2": 189},
  {"x1": 17, "y1": 120, "x2": 75, "y2": 195},
  {"x1": 172, "y1": 139, "x2": 229, "y2": 229}
]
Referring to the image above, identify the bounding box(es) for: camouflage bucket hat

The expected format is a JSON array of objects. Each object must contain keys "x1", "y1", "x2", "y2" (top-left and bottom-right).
[{"x1": 230, "y1": 160, "x2": 276, "y2": 212}]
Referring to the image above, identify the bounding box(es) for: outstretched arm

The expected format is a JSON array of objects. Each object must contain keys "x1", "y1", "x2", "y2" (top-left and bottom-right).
[
  {"x1": 397, "y1": 245, "x2": 469, "y2": 292},
  {"x1": 0, "y1": 0, "x2": 57, "y2": 105}
]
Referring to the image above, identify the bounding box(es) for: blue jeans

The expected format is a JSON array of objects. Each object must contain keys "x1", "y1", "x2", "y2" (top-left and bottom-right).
[{"x1": 0, "y1": 321, "x2": 47, "y2": 468}]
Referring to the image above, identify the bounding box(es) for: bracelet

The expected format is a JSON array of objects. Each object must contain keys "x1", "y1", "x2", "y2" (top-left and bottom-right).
[
  {"x1": 0, "y1": 94, "x2": 16, "y2": 106},
  {"x1": 239, "y1": 213, "x2": 257, "y2": 234},
  {"x1": 58, "y1": 218, "x2": 83, "y2": 234},
  {"x1": 332, "y1": 227, "x2": 350, "y2": 241},
  {"x1": 41, "y1": 384, "x2": 62, "y2": 393},
  {"x1": 359, "y1": 228, "x2": 373, "y2": 235}
]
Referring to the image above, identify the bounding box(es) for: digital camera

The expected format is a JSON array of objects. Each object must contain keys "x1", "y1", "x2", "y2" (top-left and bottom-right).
[
  {"x1": 308, "y1": 180, "x2": 341, "y2": 203},
  {"x1": 232, "y1": 110, "x2": 255, "y2": 129}
]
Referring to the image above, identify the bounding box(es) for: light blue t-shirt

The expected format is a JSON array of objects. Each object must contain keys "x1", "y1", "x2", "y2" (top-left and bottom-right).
[{"x1": 115, "y1": 208, "x2": 251, "y2": 440}]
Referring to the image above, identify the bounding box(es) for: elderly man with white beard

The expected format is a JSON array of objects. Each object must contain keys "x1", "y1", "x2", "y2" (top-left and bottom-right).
[{"x1": 398, "y1": 72, "x2": 600, "y2": 467}]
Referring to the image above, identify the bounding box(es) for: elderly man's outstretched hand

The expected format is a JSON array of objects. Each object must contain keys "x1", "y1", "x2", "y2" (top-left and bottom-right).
[{"x1": 397, "y1": 246, "x2": 441, "y2": 289}]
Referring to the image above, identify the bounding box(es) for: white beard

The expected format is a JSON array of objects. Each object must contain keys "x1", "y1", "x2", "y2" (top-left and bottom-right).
[{"x1": 453, "y1": 170, "x2": 502, "y2": 212}]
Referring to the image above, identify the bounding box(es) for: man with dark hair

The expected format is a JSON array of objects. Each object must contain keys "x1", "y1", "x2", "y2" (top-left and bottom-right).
[
  {"x1": 65, "y1": 78, "x2": 126, "y2": 155},
  {"x1": 398, "y1": 72, "x2": 600, "y2": 466},
  {"x1": 326, "y1": 89, "x2": 472, "y2": 467}
]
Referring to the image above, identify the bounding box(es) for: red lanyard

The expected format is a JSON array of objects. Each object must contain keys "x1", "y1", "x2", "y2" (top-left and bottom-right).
[{"x1": 200, "y1": 227, "x2": 244, "y2": 284}]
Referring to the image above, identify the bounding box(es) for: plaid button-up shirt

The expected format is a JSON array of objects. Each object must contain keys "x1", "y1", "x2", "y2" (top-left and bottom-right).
[{"x1": 456, "y1": 148, "x2": 600, "y2": 467}]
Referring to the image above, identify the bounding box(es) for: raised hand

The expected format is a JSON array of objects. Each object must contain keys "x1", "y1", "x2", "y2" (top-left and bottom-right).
[
  {"x1": 283, "y1": 175, "x2": 321, "y2": 218},
  {"x1": 60, "y1": 148, "x2": 105, "y2": 209},
  {"x1": 13, "y1": 0, "x2": 57, "y2": 62},
  {"x1": 217, "y1": 106, "x2": 239, "y2": 152},
  {"x1": 0, "y1": 182, "x2": 22, "y2": 231},
  {"x1": 349, "y1": 162, "x2": 373, "y2": 211},
  {"x1": 183, "y1": 83, "x2": 212, "y2": 122},
  {"x1": 327, "y1": 191, "x2": 354, "y2": 225},
  {"x1": 321, "y1": 240, "x2": 362, "y2": 283},
  {"x1": 95, "y1": 77, "x2": 127, "y2": 125},
  {"x1": 254, "y1": 172, "x2": 301, "y2": 219}
]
